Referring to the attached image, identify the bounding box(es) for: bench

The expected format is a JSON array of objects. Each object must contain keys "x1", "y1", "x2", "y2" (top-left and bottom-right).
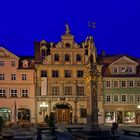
[
  {"x1": 65, "y1": 126, "x2": 84, "y2": 132},
  {"x1": 122, "y1": 129, "x2": 140, "y2": 137}
]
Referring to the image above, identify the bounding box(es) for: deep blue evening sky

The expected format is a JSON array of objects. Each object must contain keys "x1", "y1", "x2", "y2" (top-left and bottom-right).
[{"x1": 0, "y1": 0, "x2": 140, "y2": 57}]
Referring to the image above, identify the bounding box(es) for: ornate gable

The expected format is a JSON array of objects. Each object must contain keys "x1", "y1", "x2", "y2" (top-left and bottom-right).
[
  {"x1": 0, "y1": 47, "x2": 19, "y2": 59},
  {"x1": 109, "y1": 56, "x2": 138, "y2": 66}
]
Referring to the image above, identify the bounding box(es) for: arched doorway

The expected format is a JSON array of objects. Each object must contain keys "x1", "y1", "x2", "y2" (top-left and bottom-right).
[
  {"x1": 18, "y1": 108, "x2": 30, "y2": 122},
  {"x1": 53, "y1": 102, "x2": 72, "y2": 124},
  {"x1": 0, "y1": 107, "x2": 11, "y2": 121}
]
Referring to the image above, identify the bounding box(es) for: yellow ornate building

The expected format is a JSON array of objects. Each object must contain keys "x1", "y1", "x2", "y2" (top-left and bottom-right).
[{"x1": 35, "y1": 25, "x2": 104, "y2": 124}]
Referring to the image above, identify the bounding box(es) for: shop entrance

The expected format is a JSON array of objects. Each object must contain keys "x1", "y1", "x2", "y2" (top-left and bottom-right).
[
  {"x1": 136, "y1": 111, "x2": 140, "y2": 124},
  {"x1": 117, "y1": 111, "x2": 123, "y2": 124},
  {"x1": 0, "y1": 107, "x2": 11, "y2": 121},
  {"x1": 53, "y1": 103, "x2": 72, "y2": 124}
]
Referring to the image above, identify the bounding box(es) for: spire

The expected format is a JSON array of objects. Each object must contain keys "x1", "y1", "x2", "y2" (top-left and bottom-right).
[{"x1": 65, "y1": 23, "x2": 70, "y2": 34}]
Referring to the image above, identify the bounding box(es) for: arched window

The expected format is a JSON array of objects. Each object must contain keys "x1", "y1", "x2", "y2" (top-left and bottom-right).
[
  {"x1": 65, "y1": 54, "x2": 70, "y2": 61},
  {"x1": 54, "y1": 54, "x2": 59, "y2": 61},
  {"x1": 76, "y1": 54, "x2": 81, "y2": 61}
]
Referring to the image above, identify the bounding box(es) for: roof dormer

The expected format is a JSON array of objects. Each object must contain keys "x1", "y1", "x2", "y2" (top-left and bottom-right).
[{"x1": 22, "y1": 60, "x2": 29, "y2": 68}]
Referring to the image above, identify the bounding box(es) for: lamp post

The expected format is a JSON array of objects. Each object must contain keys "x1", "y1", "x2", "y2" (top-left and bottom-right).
[{"x1": 40, "y1": 102, "x2": 48, "y2": 122}]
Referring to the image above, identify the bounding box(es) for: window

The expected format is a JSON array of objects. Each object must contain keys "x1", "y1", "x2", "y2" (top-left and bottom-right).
[
  {"x1": 11, "y1": 74, "x2": 16, "y2": 80},
  {"x1": 136, "y1": 81, "x2": 140, "y2": 87},
  {"x1": 21, "y1": 89, "x2": 29, "y2": 97},
  {"x1": 113, "y1": 67, "x2": 118, "y2": 74},
  {"x1": 52, "y1": 86, "x2": 59, "y2": 95},
  {"x1": 129, "y1": 81, "x2": 134, "y2": 87},
  {"x1": 65, "y1": 54, "x2": 70, "y2": 61},
  {"x1": 106, "y1": 81, "x2": 111, "y2": 88},
  {"x1": 11, "y1": 61, "x2": 16, "y2": 66},
  {"x1": 52, "y1": 71, "x2": 59, "y2": 78},
  {"x1": 121, "y1": 81, "x2": 126, "y2": 87},
  {"x1": 113, "y1": 81, "x2": 119, "y2": 87},
  {"x1": 65, "y1": 43, "x2": 71, "y2": 48},
  {"x1": 0, "y1": 89, "x2": 6, "y2": 97},
  {"x1": 41, "y1": 70, "x2": 47, "y2": 77},
  {"x1": 64, "y1": 86, "x2": 72, "y2": 95},
  {"x1": 80, "y1": 108, "x2": 86, "y2": 118},
  {"x1": 76, "y1": 54, "x2": 81, "y2": 61},
  {"x1": 128, "y1": 67, "x2": 133, "y2": 73},
  {"x1": 22, "y1": 74, "x2": 27, "y2": 80},
  {"x1": 121, "y1": 67, "x2": 127, "y2": 73},
  {"x1": 10, "y1": 89, "x2": 17, "y2": 97},
  {"x1": 136, "y1": 95, "x2": 140, "y2": 102},
  {"x1": 113, "y1": 94, "x2": 119, "y2": 102},
  {"x1": 0, "y1": 74, "x2": 4, "y2": 80},
  {"x1": 54, "y1": 54, "x2": 59, "y2": 61},
  {"x1": 77, "y1": 86, "x2": 84, "y2": 95},
  {"x1": 0, "y1": 61, "x2": 4, "y2": 66},
  {"x1": 105, "y1": 95, "x2": 111, "y2": 102},
  {"x1": 77, "y1": 70, "x2": 84, "y2": 77},
  {"x1": 129, "y1": 94, "x2": 135, "y2": 102},
  {"x1": 121, "y1": 94, "x2": 127, "y2": 102},
  {"x1": 65, "y1": 70, "x2": 71, "y2": 77},
  {"x1": 41, "y1": 49, "x2": 46, "y2": 57}
]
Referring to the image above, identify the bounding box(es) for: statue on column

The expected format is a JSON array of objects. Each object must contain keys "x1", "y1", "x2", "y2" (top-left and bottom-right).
[
  {"x1": 85, "y1": 36, "x2": 97, "y2": 63},
  {"x1": 65, "y1": 23, "x2": 70, "y2": 34}
]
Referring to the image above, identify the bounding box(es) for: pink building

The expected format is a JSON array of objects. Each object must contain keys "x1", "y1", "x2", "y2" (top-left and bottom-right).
[{"x1": 0, "y1": 47, "x2": 36, "y2": 124}]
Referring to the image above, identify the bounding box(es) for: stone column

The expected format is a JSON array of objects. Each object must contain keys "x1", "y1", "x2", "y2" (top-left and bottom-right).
[
  {"x1": 74, "y1": 99, "x2": 78, "y2": 123},
  {"x1": 48, "y1": 100, "x2": 51, "y2": 115}
]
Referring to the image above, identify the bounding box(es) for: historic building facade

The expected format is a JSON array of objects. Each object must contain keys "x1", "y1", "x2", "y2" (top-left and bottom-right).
[
  {"x1": 0, "y1": 47, "x2": 36, "y2": 123},
  {"x1": 35, "y1": 26, "x2": 104, "y2": 124},
  {"x1": 101, "y1": 55, "x2": 140, "y2": 124}
]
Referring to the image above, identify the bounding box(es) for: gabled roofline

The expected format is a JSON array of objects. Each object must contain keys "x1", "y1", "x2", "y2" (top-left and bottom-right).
[{"x1": 109, "y1": 56, "x2": 139, "y2": 66}]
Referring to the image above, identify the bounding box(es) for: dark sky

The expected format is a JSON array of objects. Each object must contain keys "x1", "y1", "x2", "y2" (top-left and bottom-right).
[{"x1": 0, "y1": 0, "x2": 140, "y2": 57}]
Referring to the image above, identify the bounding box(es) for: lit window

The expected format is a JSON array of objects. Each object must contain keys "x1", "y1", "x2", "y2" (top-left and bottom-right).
[
  {"x1": 22, "y1": 74, "x2": 27, "y2": 80},
  {"x1": 76, "y1": 54, "x2": 81, "y2": 61},
  {"x1": 11, "y1": 74, "x2": 16, "y2": 80},
  {"x1": 64, "y1": 86, "x2": 72, "y2": 95},
  {"x1": 113, "y1": 81, "x2": 119, "y2": 87},
  {"x1": 106, "y1": 81, "x2": 111, "y2": 88},
  {"x1": 80, "y1": 108, "x2": 86, "y2": 118},
  {"x1": 11, "y1": 61, "x2": 16, "y2": 66},
  {"x1": 41, "y1": 70, "x2": 47, "y2": 77},
  {"x1": 52, "y1": 86, "x2": 59, "y2": 95},
  {"x1": 0, "y1": 61, "x2": 4, "y2": 66},
  {"x1": 0, "y1": 74, "x2": 4, "y2": 80},
  {"x1": 77, "y1": 86, "x2": 84, "y2": 95},
  {"x1": 121, "y1": 94, "x2": 127, "y2": 102},
  {"x1": 105, "y1": 95, "x2": 111, "y2": 102},
  {"x1": 65, "y1": 70, "x2": 71, "y2": 77},
  {"x1": 65, "y1": 54, "x2": 70, "y2": 61},
  {"x1": 129, "y1": 81, "x2": 134, "y2": 87},
  {"x1": 52, "y1": 71, "x2": 59, "y2": 78},
  {"x1": 0, "y1": 89, "x2": 6, "y2": 97},
  {"x1": 21, "y1": 89, "x2": 29, "y2": 97},
  {"x1": 10, "y1": 89, "x2": 17, "y2": 97},
  {"x1": 77, "y1": 71, "x2": 84, "y2": 77},
  {"x1": 121, "y1": 81, "x2": 126, "y2": 87},
  {"x1": 54, "y1": 54, "x2": 59, "y2": 61},
  {"x1": 113, "y1": 94, "x2": 119, "y2": 102}
]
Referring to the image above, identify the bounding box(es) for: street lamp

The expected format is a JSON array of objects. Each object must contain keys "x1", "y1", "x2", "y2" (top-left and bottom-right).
[
  {"x1": 137, "y1": 105, "x2": 140, "y2": 109},
  {"x1": 40, "y1": 102, "x2": 48, "y2": 122}
]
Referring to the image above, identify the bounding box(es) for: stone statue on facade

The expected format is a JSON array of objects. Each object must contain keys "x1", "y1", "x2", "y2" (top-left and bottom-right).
[
  {"x1": 85, "y1": 36, "x2": 97, "y2": 63},
  {"x1": 65, "y1": 23, "x2": 70, "y2": 34}
]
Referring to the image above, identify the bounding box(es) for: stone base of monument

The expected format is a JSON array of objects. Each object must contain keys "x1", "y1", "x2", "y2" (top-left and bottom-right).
[{"x1": 71, "y1": 127, "x2": 120, "y2": 140}]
